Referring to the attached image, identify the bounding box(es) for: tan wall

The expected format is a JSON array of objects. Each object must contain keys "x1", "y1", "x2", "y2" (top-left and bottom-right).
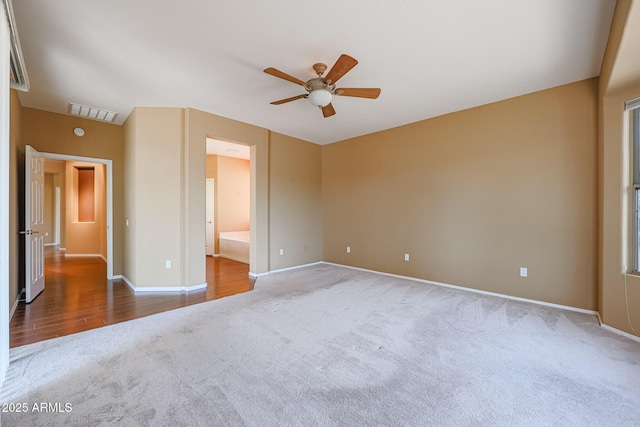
[
  {"x1": 599, "y1": 0, "x2": 640, "y2": 334},
  {"x1": 122, "y1": 107, "x2": 183, "y2": 287},
  {"x1": 185, "y1": 108, "x2": 270, "y2": 278},
  {"x1": 19, "y1": 107, "x2": 124, "y2": 274},
  {"x1": 270, "y1": 132, "x2": 322, "y2": 270},
  {"x1": 205, "y1": 155, "x2": 217, "y2": 179},
  {"x1": 323, "y1": 78, "x2": 598, "y2": 310},
  {"x1": 64, "y1": 161, "x2": 106, "y2": 256},
  {"x1": 9, "y1": 90, "x2": 23, "y2": 309},
  {"x1": 217, "y1": 156, "x2": 250, "y2": 234},
  {"x1": 205, "y1": 154, "x2": 251, "y2": 254},
  {"x1": 184, "y1": 109, "x2": 323, "y2": 277}
]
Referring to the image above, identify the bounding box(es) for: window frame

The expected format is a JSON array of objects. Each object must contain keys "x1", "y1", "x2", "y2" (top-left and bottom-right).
[{"x1": 631, "y1": 106, "x2": 640, "y2": 272}]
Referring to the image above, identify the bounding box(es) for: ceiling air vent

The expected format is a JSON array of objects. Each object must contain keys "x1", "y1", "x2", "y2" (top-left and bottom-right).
[
  {"x1": 4, "y1": 0, "x2": 30, "y2": 91},
  {"x1": 68, "y1": 103, "x2": 119, "y2": 123}
]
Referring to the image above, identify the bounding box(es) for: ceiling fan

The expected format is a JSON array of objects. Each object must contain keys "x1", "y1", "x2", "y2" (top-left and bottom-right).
[{"x1": 264, "y1": 54, "x2": 381, "y2": 118}]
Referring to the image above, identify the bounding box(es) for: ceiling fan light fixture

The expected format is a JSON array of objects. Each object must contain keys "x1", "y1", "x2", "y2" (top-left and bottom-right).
[
  {"x1": 308, "y1": 89, "x2": 332, "y2": 107},
  {"x1": 265, "y1": 55, "x2": 379, "y2": 117}
]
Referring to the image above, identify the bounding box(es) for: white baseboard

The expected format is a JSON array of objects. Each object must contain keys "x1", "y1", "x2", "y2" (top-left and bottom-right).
[
  {"x1": 268, "y1": 262, "x2": 323, "y2": 275},
  {"x1": 64, "y1": 253, "x2": 102, "y2": 258},
  {"x1": 600, "y1": 324, "x2": 640, "y2": 343},
  {"x1": 113, "y1": 275, "x2": 207, "y2": 293},
  {"x1": 112, "y1": 274, "x2": 133, "y2": 291},
  {"x1": 251, "y1": 261, "x2": 324, "y2": 278},
  {"x1": 321, "y1": 262, "x2": 599, "y2": 317},
  {"x1": 64, "y1": 253, "x2": 107, "y2": 263},
  {"x1": 249, "y1": 261, "x2": 326, "y2": 279},
  {"x1": 10, "y1": 289, "x2": 24, "y2": 320},
  {"x1": 59, "y1": 247, "x2": 66, "y2": 252},
  {"x1": 595, "y1": 312, "x2": 640, "y2": 343}
]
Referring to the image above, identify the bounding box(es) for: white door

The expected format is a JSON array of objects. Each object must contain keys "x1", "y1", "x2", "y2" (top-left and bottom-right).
[
  {"x1": 24, "y1": 145, "x2": 45, "y2": 303},
  {"x1": 206, "y1": 178, "x2": 215, "y2": 256}
]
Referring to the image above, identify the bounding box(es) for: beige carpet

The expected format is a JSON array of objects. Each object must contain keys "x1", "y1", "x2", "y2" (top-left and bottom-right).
[{"x1": 1, "y1": 264, "x2": 639, "y2": 426}]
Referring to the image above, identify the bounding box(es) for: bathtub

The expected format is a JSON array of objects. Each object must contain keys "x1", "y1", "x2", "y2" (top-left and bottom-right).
[{"x1": 219, "y1": 231, "x2": 250, "y2": 264}]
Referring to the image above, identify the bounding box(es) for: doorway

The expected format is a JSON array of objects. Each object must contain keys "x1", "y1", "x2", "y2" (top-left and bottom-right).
[
  {"x1": 38, "y1": 152, "x2": 114, "y2": 279},
  {"x1": 44, "y1": 160, "x2": 108, "y2": 262},
  {"x1": 205, "y1": 138, "x2": 251, "y2": 266}
]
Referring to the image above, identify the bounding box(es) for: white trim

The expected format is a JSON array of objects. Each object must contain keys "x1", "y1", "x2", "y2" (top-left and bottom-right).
[
  {"x1": 65, "y1": 253, "x2": 107, "y2": 263},
  {"x1": 250, "y1": 261, "x2": 325, "y2": 278},
  {"x1": 10, "y1": 289, "x2": 23, "y2": 320},
  {"x1": 601, "y1": 323, "x2": 640, "y2": 343},
  {"x1": 39, "y1": 152, "x2": 114, "y2": 279},
  {"x1": 268, "y1": 261, "x2": 323, "y2": 275},
  {"x1": 625, "y1": 96, "x2": 640, "y2": 111},
  {"x1": 4, "y1": 0, "x2": 29, "y2": 92},
  {"x1": 54, "y1": 186, "x2": 60, "y2": 245},
  {"x1": 0, "y1": 0, "x2": 13, "y2": 389},
  {"x1": 132, "y1": 282, "x2": 207, "y2": 293},
  {"x1": 59, "y1": 247, "x2": 66, "y2": 252},
  {"x1": 44, "y1": 243, "x2": 58, "y2": 247},
  {"x1": 113, "y1": 274, "x2": 134, "y2": 291},
  {"x1": 64, "y1": 253, "x2": 104, "y2": 258},
  {"x1": 115, "y1": 275, "x2": 207, "y2": 293},
  {"x1": 321, "y1": 262, "x2": 599, "y2": 316},
  {"x1": 1, "y1": 1, "x2": 11, "y2": 387}
]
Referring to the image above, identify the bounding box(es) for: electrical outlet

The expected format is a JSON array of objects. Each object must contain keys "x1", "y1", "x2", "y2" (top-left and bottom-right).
[
  {"x1": 279, "y1": 248, "x2": 284, "y2": 256},
  {"x1": 520, "y1": 267, "x2": 527, "y2": 277},
  {"x1": 166, "y1": 260, "x2": 171, "y2": 269},
  {"x1": 347, "y1": 246, "x2": 351, "y2": 253},
  {"x1": 404, "y1": 253, "x2": 410, "y2": 262}
]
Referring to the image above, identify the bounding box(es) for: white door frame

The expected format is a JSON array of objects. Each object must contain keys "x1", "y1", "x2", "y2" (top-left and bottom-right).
[
  {"x1": 40, "y1": 152, "x2": 114, "y2": 279},
  {"x1": 205, "y1": 178, "x2": 215, "y2": 256},
  {"x1": 0, "y1": 1, "x2": 11, "y2": 387},
  {"x1": 54, "y1": 186, "x2": 60, "y2": 245}
]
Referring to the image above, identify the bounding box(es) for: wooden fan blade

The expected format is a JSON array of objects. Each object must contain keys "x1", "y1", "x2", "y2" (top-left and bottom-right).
[
  {"x1": 325, "y1": 54, "x2": 358, "y2": 84},
  {"x1": 336, "y1": 88, "x2": 381, "y2": 99},
  {"x1": 264, "y1": 67, "x2": 308, "y2": 86},
  {"x1": 270, "y1": 94, "x2": 307, "y2": 105},
  {"x1": 322, "y1": 103, "x2": 336, "y2": 118}
]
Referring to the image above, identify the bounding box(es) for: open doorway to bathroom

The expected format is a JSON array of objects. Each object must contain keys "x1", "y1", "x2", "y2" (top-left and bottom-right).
[{"x1": 204, "y1": 138, "x2": 254, "y2": 299}]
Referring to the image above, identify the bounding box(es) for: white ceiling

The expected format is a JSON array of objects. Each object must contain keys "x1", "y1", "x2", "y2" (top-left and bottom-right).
[
  {"x1": 12, "y1": 0, "x2": 616, "y2": 145},
  {"x1": 206, "y1": 138, "x2": 250, "y2": 160}
]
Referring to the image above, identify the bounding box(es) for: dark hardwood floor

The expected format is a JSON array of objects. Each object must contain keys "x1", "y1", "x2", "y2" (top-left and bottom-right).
[{"x1": 9, "y1": 249, "x2": 255, "y2": 348}]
